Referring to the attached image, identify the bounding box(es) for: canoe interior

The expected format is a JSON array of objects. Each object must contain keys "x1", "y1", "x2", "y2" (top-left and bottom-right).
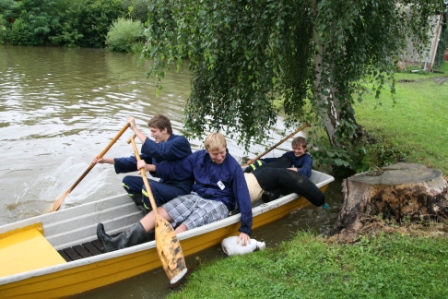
[
  {"x1": 0, "y1": 170, "x2": 334, "y2": 299},
  {"x1": 0, "y1": 170, "x2": 333, "y2": 251},
  {"x1": 54, "y1": 169, "x2": 334, "y2": 262}
]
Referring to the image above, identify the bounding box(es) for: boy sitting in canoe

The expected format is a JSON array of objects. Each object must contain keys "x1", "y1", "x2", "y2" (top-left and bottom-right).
[
  {"x1": 97, "y1": 132, "x2": 253, "y2": 252},
  {"x1": 93, "y1": 115, "x2": 193, "y2": 211}
]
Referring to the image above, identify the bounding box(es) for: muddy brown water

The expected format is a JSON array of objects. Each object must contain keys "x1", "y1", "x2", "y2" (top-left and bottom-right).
[{"x1": 0, "y1": 45, "x2": 343, "y2": 298}]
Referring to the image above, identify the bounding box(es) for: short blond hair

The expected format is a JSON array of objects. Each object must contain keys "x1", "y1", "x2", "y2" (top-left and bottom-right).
[{"x1": 204, "y1": 132, "x2": 227, "y2": 151}]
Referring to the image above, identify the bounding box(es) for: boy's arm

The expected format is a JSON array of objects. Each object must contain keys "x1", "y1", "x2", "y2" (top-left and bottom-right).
[
  {"x1": 112, "y1": 156, "x2": 138, "y2": 173},
  {"x1": 141, "y1": 136, "x2": 192, "y2": 161},
  {"x1": 139, "y1": 153, "x2": 195, "y2": 181},
  {"x1": 233, "y1": 168, "x2": 253, "y2": 237},
  {"x1": 296, "y1": 154, "x2": 313, "y2": 178}
]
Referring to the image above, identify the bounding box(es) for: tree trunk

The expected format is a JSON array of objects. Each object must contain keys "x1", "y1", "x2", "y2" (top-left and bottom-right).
[
  {"x1": 311, "y1": 0, "x2": 339, "y2": 147},
  {"x1": 330, "y1": 163, "x2": 448, "y2": 242}
]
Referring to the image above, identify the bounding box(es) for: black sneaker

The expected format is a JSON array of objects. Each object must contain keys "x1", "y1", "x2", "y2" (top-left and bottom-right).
[{"x1": 261, "y1": 191, "x2": 279, "y2": 203}]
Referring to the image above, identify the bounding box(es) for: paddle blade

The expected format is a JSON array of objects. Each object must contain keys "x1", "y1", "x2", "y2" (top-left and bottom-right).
[
  {"x1": 154, "y1": 216, "x2": 188, "y2": 284},
  {"x1": 51, "y1": 191, "x2": 69, "y2": 212}
]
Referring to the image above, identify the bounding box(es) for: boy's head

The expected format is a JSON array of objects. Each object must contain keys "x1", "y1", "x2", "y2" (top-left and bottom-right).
[
  {"x1": 148, "y1": 114, "x2": 172, "y2": 143},
  {"x1": 148, "y1": 114, "x2": 173, "y2": 134},
  {"x1": 291, "y1": 136, "x2": 307, "y2": 157},
  {"x1": 204, "y1": 132, "x2": 227, "y2": 164}
]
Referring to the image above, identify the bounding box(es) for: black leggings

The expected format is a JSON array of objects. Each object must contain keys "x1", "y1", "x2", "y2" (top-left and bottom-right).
[{"x1": 253, "y1": 167, "x2": 325, "y2": 206}]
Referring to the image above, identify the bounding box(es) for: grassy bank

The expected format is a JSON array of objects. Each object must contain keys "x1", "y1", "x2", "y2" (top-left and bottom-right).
[
  {"x1": 355, "y1": 62, "x2": 448, "y2": 175},
  {"x1": 167, "y1": 63, "x2": 448, "y2": 298},
  {"x1": 169, "y1": 231, "x2": 448, "y2": 299}
]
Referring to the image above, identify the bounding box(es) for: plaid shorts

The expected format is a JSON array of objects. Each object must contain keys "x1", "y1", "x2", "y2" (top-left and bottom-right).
[{"x1": 163, "y1": 193, "x2": 229, "y2": 230}]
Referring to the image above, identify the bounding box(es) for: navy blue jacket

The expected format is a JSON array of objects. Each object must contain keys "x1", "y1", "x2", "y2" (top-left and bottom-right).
[
  {"x1": 113, "y1": 134, "x2": 193, "y2": 188},
  {"x1": 263, "y1": 152, "x2": 313, "y2": 178},
  {"x1": 155, "y1": 150, "x2": 253, "y2": 236}
]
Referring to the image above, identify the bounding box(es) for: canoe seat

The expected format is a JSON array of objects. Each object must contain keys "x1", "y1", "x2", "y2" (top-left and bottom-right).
[{"x1": 0, "y1": 223, "x2": 66, "y2": 277}]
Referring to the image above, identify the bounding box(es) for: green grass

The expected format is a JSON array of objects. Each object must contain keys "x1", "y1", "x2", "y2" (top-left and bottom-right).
[
  {"x1": 355, "y1": 62, "x2": 448, "y2": 174},
  {"x1": 167, "y1": 62, "x2": 448, "y2": 299},
  {"x1": 168, "y1": 232, "x2": 448, "y2": 299}
]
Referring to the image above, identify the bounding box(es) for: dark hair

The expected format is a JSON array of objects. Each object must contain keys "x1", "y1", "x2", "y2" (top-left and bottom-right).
[{"x1": 147, "y1": 114, "x2": 172, "y2": 134}]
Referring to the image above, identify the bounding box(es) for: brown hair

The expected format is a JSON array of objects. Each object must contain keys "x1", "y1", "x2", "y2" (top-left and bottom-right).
[
  {"x1": 204, "y1": 132, "x2": 227, "y2": 151},
  {"x1": 147, "y1": 114, "x2": 172, "y2": 134},
  {"x1": 291, "y1": 136, "x2": 307, "y2": 149}
]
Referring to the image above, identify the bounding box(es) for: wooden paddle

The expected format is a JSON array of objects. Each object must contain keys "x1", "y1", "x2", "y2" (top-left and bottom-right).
[
  {"x1": 128, "y1": 134, "x2": 188, "y2": 285},
  {"x1": 250, "y1": 122, "x2": 310, "y2": 163},
  {"x1": 50, "y1": 123, "x2": 130, "y2": 212}
]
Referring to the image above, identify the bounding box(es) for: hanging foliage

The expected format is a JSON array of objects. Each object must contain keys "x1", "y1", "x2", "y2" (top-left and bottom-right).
[{"x1": 142, "y1": 0, "x2": 445, "y2": 149}]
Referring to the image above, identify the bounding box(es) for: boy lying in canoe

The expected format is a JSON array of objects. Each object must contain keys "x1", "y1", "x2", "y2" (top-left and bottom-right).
[
  {"x1": 244, "y1": 166, "x2": 328, "y2": 207},
  {"x1": 97, "y1": 132, "x2": 253, "y2": 252},
  {"x1": 246, "y1": 136, "x2": 313, "y2": 178},
  {"x1": 244, "y1": 136, "x2": 328, "y2": 208}
]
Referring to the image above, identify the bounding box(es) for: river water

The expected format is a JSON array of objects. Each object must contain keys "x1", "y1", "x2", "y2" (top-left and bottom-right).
[{"x1": 0, "y1": 45, "x2": 342, "y2": 298}]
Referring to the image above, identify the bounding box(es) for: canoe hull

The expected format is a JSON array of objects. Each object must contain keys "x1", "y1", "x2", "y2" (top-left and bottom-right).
[{"x1": 0, "y1": 171, "x2": 333, "y2": 298}]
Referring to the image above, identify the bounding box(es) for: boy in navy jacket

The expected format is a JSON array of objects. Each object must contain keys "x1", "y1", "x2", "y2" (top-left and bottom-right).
[
  {"x1": 97, "y1": 132, "x2": 253, "y2": 252},
  {"x1": 93, "y1": 115, "x2": 193, "y2": 210}
]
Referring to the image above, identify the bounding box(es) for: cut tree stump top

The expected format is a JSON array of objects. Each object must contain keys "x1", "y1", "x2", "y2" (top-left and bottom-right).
[
  {"x1": 348, "y1": 163, "x2": 442, "y2": 186},
  {"x1": 330, "y1": 162, "x2": 447, "y2": 242}
]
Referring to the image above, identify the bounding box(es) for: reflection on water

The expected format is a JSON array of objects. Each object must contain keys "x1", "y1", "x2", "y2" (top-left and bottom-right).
[
  {"x1": 0, "y1": 45, "x2": 312, "y2": 223},
  {"x1": 0, "y1": 45, "x2": 343, "y2": 299},
  {"x1": 0, "y1": 46, "x2": 193, "y2": 222}
]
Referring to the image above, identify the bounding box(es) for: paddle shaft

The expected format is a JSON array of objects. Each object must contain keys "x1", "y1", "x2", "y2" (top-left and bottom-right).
[
  {"x1": 252, "y1": 122, "x2": 310, "y2": 162},
  {"x1": 128, "y1": 135, "x2": 158, "y2": 212},
  {"x1": 51, "y1": 123, "x2": 130, "y2": 212},
  {"x1": 128, "y1": 134, "x2": 188, "y2": 284}
]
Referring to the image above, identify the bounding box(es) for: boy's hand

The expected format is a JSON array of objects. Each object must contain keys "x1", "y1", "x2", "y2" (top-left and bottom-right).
[
  {"x1": 127, "y1": 117, "x2": 137, "y2": 130},
  {"x1": 92, "y1": 156, "x2": 103, "y2": 164},
  {"x1": 137, "y1": 160, "x2": 147, "y2": 170},
  {"x1": 237, "y1": 232, "x2": 251, "y2": 246}
]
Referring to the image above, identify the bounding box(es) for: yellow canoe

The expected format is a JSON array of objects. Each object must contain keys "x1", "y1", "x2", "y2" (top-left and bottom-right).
[{"x1": 0, "y1": 170, "x2": 334, "y2": 299}]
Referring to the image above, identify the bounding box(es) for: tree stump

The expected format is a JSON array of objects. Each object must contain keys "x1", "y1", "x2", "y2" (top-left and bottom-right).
[{"x1": 330, "y1": 163, "x2": 448, "y2": 241}]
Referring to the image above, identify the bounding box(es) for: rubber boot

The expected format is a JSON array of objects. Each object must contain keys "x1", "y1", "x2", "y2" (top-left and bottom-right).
[{"x1": 97, "y1": 222, "x2": 153, "y2": 253}]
